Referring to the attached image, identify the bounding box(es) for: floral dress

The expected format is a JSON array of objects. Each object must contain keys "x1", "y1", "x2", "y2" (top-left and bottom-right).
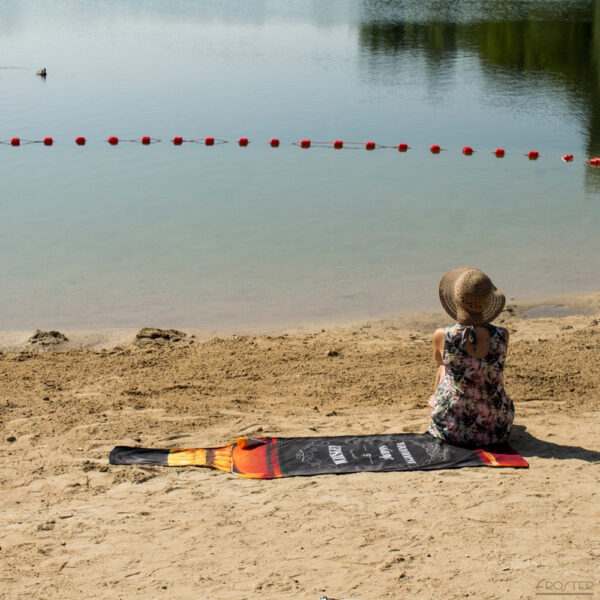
[{"x1": 429, "y1": 323, "x2": 514, "y2": 447}]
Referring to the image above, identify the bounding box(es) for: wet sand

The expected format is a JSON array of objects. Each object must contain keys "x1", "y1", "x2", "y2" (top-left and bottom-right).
[{"x1": 1, "y1": 292, "x2": 599, "y2": 599}]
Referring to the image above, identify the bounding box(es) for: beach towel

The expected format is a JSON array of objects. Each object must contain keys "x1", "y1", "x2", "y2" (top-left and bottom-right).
[{"x1": 109, "y1": 433, "x2": 528, "y2": 478}]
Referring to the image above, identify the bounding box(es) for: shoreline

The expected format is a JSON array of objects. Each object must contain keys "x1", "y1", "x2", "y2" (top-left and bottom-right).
[
  {"x1": 1, "y1": 288, "x2": 599, "y2": 598},
  {"x1": 2, "y1": 289, "x2": 598, "y2": 352}
]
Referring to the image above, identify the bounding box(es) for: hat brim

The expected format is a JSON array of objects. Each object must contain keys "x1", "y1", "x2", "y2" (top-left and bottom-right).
[{"x1": 439, "y1": 267, "x2": 506, "y2": 325}]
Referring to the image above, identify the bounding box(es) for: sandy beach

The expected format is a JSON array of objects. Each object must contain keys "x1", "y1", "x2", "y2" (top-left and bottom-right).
[{"x1": 1, "y1": 292, "x2": 599, "y2": 599}]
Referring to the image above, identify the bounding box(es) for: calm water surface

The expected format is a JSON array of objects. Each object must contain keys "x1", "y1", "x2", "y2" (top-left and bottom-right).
[{"x1": 1, "y1": 1, "x2": 599, "y2": 329}]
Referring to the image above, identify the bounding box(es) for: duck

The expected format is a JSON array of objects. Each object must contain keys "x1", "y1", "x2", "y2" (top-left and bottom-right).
[{"x1": 36, "y1": 68, "x2": 47, "y2": 77}]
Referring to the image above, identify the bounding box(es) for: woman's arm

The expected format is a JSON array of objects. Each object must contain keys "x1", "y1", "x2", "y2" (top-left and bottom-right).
[
  {"x1": 429, "y1": 328, "x2": 446, "y2": 406},
  {"x1": 433, "y1": 328, "x2": 446, "y2": 366}
]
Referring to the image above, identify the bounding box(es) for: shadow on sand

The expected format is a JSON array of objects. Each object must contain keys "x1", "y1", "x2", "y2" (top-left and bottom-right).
[{"x1": 510, "y1": 425, "x2": 600, "y2": 463}]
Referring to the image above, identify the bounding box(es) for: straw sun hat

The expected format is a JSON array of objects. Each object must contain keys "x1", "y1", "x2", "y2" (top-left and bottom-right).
[{"x1": 439, "y1": 267, "x2": 505, "y2": 325}]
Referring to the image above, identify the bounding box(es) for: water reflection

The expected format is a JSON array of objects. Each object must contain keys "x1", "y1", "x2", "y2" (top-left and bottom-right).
[
  {"x1": 0, "y1": 0, "x2": 360, "y2": 30},
  {"x1": 0, "y1": 0, "x2": 599, "y2": 329},
  {"x1": 359, "y1": 0, "x2": 600, "y2": 190}
]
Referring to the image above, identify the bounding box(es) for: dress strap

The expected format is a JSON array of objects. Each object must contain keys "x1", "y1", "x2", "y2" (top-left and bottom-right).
[{"x1": 460, "y1": 325, "x2": 478, "y2": 351}]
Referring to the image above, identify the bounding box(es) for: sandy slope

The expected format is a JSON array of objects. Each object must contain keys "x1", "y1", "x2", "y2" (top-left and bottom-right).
[{"x1": 1, "y1": 297, "x2": 599, "y2": 599}]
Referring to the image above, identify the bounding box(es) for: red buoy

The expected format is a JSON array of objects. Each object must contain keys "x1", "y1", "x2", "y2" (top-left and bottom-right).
[
  {"x1": 238, "y1": 137, "x2": 249, "y2": 147},
  {"x1": 43, "y1": 137, "x2": 53, "y2": 146},
  {"x1": 333, "y1": 140, "x2": 343, "y2": 149},
  {"x1": 107, "y1": 136, "x2": 119, "y2": 145},
  {"x1": 300, "y1": 139, "x2": 311, "y2": 149},
  {"x1": 270, "y1": 138, "x2": 280, "y2": 147},
  {"x1": 430, "y1": 144, "x2": 441, "y2": 154},
  {"x1": 590, "y1": 157, "x2": 600, "y2": 166},
  {"x1": 494, "y1": 148, "x2": 505, "y2": 157},
  {"x1": 205, "y1": 137, "x2": 215, "y2": 146},
  {"x1": 75, "y1": 136, "x2": 86, "y2": 146},
  {"x1": 365, "y1": 141, "x2": 376, "y2": 151},
  {"x1": 462, "y1": 146, "x2": 473, "y2": 155},
  {"x1": 397, "y1": 143, "x2": 408, "y2": 152},
  {"x1": 141, "y1": 136, "x2": 151, "y2": 145},
  {"x1": 528, "y1": 150, "x2": 539, "y2": 160},
  {"x1": 10, "y1": 137, "x2": 20, "y2": 147},
  {"x1": 172, "y1": 136, "x2": 183, "y2": 146},
  {"x1": 562, "y1": 154, "x2": 574, "y2": 162}
]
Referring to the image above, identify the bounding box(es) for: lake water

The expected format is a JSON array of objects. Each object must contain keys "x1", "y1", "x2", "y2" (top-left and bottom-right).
[{"x1": 1, "y1": 0, "x2": 599, "y2": 330}]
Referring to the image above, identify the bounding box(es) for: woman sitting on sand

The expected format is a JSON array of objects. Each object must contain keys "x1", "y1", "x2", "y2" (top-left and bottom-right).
[{"x1": 428, "y1": 267, "x2": 514, "y2": 447}]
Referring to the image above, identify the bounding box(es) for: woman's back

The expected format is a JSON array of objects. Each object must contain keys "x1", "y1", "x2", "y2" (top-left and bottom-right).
[{"x1": 429, "y1": 323, "x2": 514, "y2": 446}]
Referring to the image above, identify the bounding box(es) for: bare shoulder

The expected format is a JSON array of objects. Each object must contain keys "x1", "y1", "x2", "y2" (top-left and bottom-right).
[{"x1": 433, "y1": 327, "x2": 446, "y2": 347}]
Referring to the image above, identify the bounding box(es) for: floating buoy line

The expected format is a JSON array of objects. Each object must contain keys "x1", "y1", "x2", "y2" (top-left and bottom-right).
[{"x1": 1, "y1": 136, "x2": 599, "y2": 164}]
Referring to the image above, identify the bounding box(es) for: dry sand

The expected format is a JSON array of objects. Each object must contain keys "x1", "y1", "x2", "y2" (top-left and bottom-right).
[{"x1": 1, "y1": 293, "x2": 599, "y2": 600}]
